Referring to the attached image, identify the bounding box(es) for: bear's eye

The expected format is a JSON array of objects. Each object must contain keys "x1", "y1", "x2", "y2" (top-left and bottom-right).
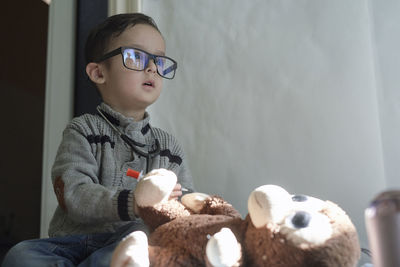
[
  {"x1": 292, "y1": 194, "x2": 308, "y2": 202},
  {"x1": 288, "y1": 211, "x2": 311, "y2": 228},
  {"x1": 281, "y1": 210, "x2": 333, "y2": 246}
]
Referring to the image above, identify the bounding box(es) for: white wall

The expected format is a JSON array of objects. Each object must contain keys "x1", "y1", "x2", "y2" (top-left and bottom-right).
[
  {"x1": 144, "y1": 0, "x2": 387, "y2": 252},
  {"x1": 369, "y1": 0, "x2": 400, "y2": 189},
  {"x1": 40, "y1": 0, "x2": 75, "y2": 237}
]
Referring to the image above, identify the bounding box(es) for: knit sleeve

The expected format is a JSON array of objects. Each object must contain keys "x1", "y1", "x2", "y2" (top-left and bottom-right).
[
  {"x1": 149, "y1": 127, "x2": 196, "y2": 193},
  {"x1": 51, "y1": 124, "x2": 135, "y2": 224},
  {"x1": 159, "y1": 130, "x2": 195, "y2": 193},
  {"x1": 174, "y1": 141, "x2": 196, "y2": 194}
]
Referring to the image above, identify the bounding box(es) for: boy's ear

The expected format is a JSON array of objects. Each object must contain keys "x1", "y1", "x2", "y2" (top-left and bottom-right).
[{"x1": 86, "y1": 62, "x2": 106, "y2": 84}]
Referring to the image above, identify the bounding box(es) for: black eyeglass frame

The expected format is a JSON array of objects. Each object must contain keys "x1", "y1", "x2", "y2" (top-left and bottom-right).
[{"x1": 96, "y1": 46, "x2": 178, "y2": 79}]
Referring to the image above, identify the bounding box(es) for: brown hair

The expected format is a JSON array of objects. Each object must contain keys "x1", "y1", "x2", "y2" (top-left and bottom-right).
[{"x1": 85, "y1": 13, "x2": 161, "y2": 64}]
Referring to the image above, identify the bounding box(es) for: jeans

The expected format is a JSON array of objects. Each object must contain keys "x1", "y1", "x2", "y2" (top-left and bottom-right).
[{"x1": 1, "y1": 220, "x2": 149, "y2": 267}]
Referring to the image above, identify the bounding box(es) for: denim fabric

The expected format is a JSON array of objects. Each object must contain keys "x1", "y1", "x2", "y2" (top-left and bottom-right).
[{"x1": 1, "y1": 220, "x2": 149, "y2": 267}]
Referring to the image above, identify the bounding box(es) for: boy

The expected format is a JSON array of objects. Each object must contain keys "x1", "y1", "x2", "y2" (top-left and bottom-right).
[{"x1": 2, "y1": 13, "x2": 194, "y2": 267}]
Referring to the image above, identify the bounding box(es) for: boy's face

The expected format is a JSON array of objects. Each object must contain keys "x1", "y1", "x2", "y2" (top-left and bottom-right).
[{"x1": 98, "y1": 24, "x2": 166, "y2": 116}]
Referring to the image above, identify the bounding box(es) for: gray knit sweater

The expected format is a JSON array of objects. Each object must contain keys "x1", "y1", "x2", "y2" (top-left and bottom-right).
[{"x1": 48, "y1": 103, "x2": 194, "y2": 237}]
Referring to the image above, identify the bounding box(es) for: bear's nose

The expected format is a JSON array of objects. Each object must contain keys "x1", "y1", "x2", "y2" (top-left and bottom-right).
[{"x1": 291, "y1": 211, "x2": 311, "y2": 228}]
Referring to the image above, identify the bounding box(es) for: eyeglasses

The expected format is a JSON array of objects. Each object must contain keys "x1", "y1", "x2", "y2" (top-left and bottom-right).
[{"x1": 97, "y1": 46, "x2": 178, "y2": 79}]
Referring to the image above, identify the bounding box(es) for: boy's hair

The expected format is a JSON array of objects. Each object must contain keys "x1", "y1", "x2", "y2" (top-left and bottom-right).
[{"x1": 85, "y1": 13, "x2": 161, "y2": 64}]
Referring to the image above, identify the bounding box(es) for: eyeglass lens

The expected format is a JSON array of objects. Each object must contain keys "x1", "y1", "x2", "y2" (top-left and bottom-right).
[{"x1": 122, "y1": 48, "x2": 176, "y2": 79}]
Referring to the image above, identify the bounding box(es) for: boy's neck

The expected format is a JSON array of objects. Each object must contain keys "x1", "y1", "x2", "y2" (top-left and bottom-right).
[
  {"x1": 107, "y1": 103, "x2": 146, "y2": 121},
  {"x1": 123, "y1": 109, "x2": 146, "y2": 121}
]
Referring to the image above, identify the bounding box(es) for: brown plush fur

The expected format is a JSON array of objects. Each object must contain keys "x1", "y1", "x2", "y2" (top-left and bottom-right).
[
  {"x1": 243, "y1": 201, "x2": 360, "y2": 266},
  {"x1": 139, "y1": 200, "x2": 191, "y2": 231},
  {"x1": 137, "y1": 195, "x2": 360, "y2": 267},
  {"x1": 148, "y1": 215, "x2": 243, "y2": 266}
]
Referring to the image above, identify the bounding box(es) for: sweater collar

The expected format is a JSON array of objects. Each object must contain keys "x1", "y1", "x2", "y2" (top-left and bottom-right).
[{"x1": 97, "y1": 102, "x2": 151, "y2": 135}]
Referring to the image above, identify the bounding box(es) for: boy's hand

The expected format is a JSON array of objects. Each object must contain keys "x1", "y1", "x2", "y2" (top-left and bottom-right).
[{"x1": 169, "y1": 183, "x2": 183, "y2": 200}]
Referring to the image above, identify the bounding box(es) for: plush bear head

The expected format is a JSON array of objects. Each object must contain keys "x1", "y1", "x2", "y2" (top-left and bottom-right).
[
  {"x1": 111, "y1": 169, "x2": 360, "y2": 267},
  {"x1": 243, "y1": 184, "x2": 360, "y2": 266}
]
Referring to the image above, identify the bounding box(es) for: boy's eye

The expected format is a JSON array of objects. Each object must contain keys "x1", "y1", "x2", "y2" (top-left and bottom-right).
[{"x1": 156, "y1": 58, "x2": 165, "y2": 67}]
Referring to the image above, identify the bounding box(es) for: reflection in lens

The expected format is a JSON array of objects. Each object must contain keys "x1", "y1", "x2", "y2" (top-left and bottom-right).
[
  {"x1": 122, "y1": 47, "x2": 176, "y2": 79},
  {"x1": 157, "y1": 57, "x2": 176, "y2": 79},
  {"x1": 124, "y1": 51, "x2": 135, "y2": 69},
  {"x1": 138, "y1": 51, "x2": 147, "y2": 70}
]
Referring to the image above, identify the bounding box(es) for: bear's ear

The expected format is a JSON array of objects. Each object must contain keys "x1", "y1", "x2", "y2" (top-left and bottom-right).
[
  {"x1": 248, "y1": 185, "x2": 292, "y2": 228},
  {"x1": 110, "y1": 231, "x2": 149, "y2": 267},
  {"x1": 181, "y1": 193, "x2": 210, "y2": 213},
  {"x1": 206, "y1": 228, "x2": 242, "y2": 267}
]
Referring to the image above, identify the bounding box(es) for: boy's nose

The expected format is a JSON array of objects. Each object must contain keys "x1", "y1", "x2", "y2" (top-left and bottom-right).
[{"x1": 145, "y1": 59, "x2": 157, "y2": 74}]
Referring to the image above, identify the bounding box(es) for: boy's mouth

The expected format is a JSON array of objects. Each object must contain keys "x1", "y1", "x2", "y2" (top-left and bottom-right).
[{"x1": 143, "y1": 81, "x2": 154, "y2": 87}]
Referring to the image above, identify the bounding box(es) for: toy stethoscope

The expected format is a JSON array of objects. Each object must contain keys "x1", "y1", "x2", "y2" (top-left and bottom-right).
[{"x1": 96, "y1": 106, "x2": 160, "y2": 173}]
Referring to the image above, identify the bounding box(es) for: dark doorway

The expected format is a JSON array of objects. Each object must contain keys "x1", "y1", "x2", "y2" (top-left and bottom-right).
[
  {"x1": 74, "y1": 0, "x2": 108, "y2": 116},
  {"x1": 0, "y1": 0, "x2": 49, "y2": 261}
]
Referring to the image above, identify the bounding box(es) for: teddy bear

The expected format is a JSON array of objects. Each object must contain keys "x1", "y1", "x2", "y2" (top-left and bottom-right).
[{"x1": 111, "y1": 169, "x2": 361, "y2": 267}]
